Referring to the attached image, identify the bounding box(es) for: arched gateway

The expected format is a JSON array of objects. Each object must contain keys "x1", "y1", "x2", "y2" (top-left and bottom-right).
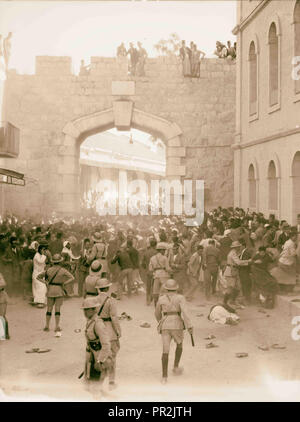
[
  {"x1": 1, "y1": 56, "x2": 236, "y2": 217},
  {"x1": 59, "y1": 106, "x2": 185, "y2": 214}
]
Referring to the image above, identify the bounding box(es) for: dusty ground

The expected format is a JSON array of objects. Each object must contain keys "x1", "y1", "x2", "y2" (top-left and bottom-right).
[{"x1": 1, "y1": 286, "x2": 300, "y2": 402}]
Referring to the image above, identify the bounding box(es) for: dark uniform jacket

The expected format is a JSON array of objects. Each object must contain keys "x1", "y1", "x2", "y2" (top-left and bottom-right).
[
  {"x1": 111, "y1": 250, "x2": 133, "y2": 270},
  {"x1": 239, "y1": 247, "x2": 252, "y2": 276},
  {"x1": 203, "y1": 245, "x2": 220, "y2": 270},
  {"x1": 142, "y1": 247, "x2": 157, "y2": 270},
  {"x1": 127, "y1": 246, "x2": 139, "y2": 269},
  {"x1": 219, "y1": 237, "x2": 232, "y2": 263},
  {"x1": 49, "y1": 239, "x2": 63, "y2": 256}
]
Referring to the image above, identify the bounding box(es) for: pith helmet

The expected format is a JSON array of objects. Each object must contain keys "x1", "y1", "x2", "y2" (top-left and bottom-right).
[
  {"x1": 95, "y1": 278, "x2": 112, "y2": 289},
  {"x1": 92, "y1": 232, "x2": 102, "y2": 242},
  {"x1": 89, "y1": 260, "x2": 102, "y2": 274},
  {"x1": 156, "y1": 242, "x2": 168, "y2": 250},
  {"x1": 231, "y1": 241, "x2": 242, "y2": 248},
  {"x1": 81, "y1": 297, "x2": 98, "y2": 309},
  {"x1": 164, "y1": 279, "x2": 179, "y2": 291},
  {"x1": 52, "y1": 253, "x2": 63, "y2": 263}
]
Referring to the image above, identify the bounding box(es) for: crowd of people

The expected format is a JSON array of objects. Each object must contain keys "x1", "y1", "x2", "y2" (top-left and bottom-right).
[
  {"x1": 78, "y1": 38, "x2": 236, "y2": 80},
  {"x1": 179, "y1": 40, "x2": 206, "y2": 78},
  {"x1": 116, "y1": 41, "x2": 148, "y2": 76},
  {"x1": 214, "y1": 40, "x2": 236, "y2": 60},
  {"x1": 0, "y1": 207, "x2": 299, "y2": 307},
  {"x1": 0, "y1": 207, "x2": 299, "y2": 388}
]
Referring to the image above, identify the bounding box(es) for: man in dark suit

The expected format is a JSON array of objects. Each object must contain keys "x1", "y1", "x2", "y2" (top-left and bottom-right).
[
  {"x1": 49, "y1": 232, "x2": 63, "y2": 256},
  {"x1": 202, "y1": 239, "x2": 220, "y2": 298},
  {"x1": 77, "y1": 238, "x2": 92, "y2": 297},
  {"x1": 111, "y1": 245, "x2": 134, "y2": 299},
  {"x1": 126, "y1": 239, "x2": 140, "y2": 294},
  {"x1": 170, "y1": 243, "x2": 187, "y2": 295},
  {"x1": 141, "y1": 237, "x2": 157, "y2": 305}
]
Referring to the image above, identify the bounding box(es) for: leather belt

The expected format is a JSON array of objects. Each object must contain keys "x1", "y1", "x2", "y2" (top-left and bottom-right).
[
  {"x1": 49, "y1": 282, "x2": 62, "y2": 286},
  {"x1": 163, "y1": 312, "x2": 180, "y2": 316},
  {"x1": 101, "y1": 317, "x2": 112, "y2": 322},
  {"x1": 86, "y1": 292, "x2": 98, "y2": 296}
]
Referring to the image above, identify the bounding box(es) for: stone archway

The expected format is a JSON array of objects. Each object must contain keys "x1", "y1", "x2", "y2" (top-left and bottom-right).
[{"x1": 57, "y1": 105, "x2": 186, "y2": 214}]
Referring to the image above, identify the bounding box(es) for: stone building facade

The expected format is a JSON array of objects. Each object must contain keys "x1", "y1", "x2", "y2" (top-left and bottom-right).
[
  {"x1": 233, "y1": 0, "x2": 300, "y2": 224},
  {"x1": 0, "y1": 55, "x2": 235, "y2": 217}
]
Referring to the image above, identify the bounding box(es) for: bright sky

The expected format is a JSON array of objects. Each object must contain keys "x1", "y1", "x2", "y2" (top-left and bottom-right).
[
  {"x1": 0, "y1": 1, "x2": 236, "y2": 74},
  {"x1": 106, "y1": 128, "x2": 164, "y2": 146}
]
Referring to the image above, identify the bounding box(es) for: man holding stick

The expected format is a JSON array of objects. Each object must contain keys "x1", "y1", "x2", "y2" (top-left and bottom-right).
[
  {"x1": 95, "y1": 278, "x2": 121, "y2": 390},
  {"x1": 80, "y1": 297, "x2": 112, "y2": 399},
  {"x1": 155, "y1": 279, "x2": 193, "y2": 385}
]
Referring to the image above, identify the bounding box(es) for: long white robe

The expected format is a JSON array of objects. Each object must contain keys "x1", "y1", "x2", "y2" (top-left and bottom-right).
[
  {"x1": 208, "y1": 305, "x2": 240, "y2": 325},
  {"x1": 32, "y1": 253, "x2": 47, "y2": 304},
  {"x1": 0, "y1": 316, "x2": 6, "y2": 340}
]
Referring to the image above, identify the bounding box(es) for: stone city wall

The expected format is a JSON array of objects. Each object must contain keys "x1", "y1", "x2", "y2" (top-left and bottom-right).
[{"x1": 1, "y1": 56, "x2": 236, "y2": 217}]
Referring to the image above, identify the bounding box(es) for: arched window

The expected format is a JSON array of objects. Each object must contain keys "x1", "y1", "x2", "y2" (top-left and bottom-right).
[
  {"x1": 268, "y1": 160, "x2": 278, "y2": 210},
  {"x1": 249, "y1": 41, "x2": 258, "y2": 115},
  {"x1": 292, "y1": 151, "x2": 300, "y2": 223},
  {"x1": 294, "y1": 0, "x2": 300, "y2": 93},
  {"x1": 268, "y1": 23, "x2": 279, "y2": 106},
  {"x1": 248, "y1": 164, "x2": 256, "y2": 208}
]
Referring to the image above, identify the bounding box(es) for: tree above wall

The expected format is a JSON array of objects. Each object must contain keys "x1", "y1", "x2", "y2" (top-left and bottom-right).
[{"x1": 154, "y1": 33, "x2": 181, "y2": 57}]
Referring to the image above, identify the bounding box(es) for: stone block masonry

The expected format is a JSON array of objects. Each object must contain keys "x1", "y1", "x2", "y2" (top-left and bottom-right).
[{"x1": 2, "y1": 56, "x2": 236, "y2": 217}]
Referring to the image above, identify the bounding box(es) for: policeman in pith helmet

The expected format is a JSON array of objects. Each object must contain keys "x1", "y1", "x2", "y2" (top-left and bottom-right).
[
  {"x1": 88, "y1": 232, "x2": 108, "y2": 278},
  {"x1": 155, "y1": 279, "x2": 193, "y2": 384},
  {"x1": 37, "y1": 253, "x2": 74, "y2": 333},
  {"x1": 149, "y1": 242, "x2": 171, "y2": 307},
  {"x1": 95, "y1": 278, "x2": 121, "y2": 390},
  {"x1": 83, "y1": 260, "x2": 102, "y2": 297},
  {"x1": 81, "y1": 297, "x2": 112, "y2": 399}
]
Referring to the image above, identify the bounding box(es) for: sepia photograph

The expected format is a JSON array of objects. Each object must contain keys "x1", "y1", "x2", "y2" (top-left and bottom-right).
[{"x1": 0, "y1": 0, "x2": 299, "y2": 404}]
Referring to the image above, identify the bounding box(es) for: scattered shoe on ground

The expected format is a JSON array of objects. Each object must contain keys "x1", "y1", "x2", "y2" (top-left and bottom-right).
[
  {"x1": 235, "y1": 352, "x2": 248, "y2": 358},
  {"x1": 206, "y1": 342, "x2": 218, "y2": 349}
]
